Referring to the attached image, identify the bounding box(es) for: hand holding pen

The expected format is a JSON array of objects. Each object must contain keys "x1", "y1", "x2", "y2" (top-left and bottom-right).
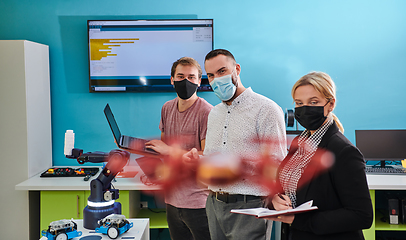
[
  {"x1": 264, "y1": 193, "x2": 295, "y2": 224},
  {"x1": 273, "y1": 193, "x2": 292, "y2": 211}
]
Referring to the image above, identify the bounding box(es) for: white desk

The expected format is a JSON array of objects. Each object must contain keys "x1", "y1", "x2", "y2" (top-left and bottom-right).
[
  {"x1": 20, "y1": 167, "x2": 406, "y2": 240},
  {"x1": 40, "y1": 218, "x2": 149, "y2": 240},
  {"x1": 15, "y1": 166, "x2": 161, "y2": 191},
  {"x1": 367, "y1": 174, "x2": 406, "y2": 190},
  {"x1": 364, "y1": 173, "x2": 406, "y2": 240},
  {"x1": 17, "y1": 166, "x2": 406, "y2": 191},
  {"x1": 16, "y1": 166, "x2": 166, "y2": 234}
]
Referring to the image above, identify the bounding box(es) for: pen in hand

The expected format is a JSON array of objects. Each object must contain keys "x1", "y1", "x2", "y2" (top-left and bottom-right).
[{"x1": 278, "y1": 193, "x2": 292, "y2": 207}]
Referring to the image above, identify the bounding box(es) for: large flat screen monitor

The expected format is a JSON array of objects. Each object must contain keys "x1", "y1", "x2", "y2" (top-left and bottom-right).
[
  {"x1": 88, "y1": 19, "x2": 213, "y2": 92},
  {"x1": 355, "y1": 129, "x2": 406, "y2": 167}
]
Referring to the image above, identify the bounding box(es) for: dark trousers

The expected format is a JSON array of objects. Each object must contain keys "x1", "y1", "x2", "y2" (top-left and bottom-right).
[
  {"x1": 206, "y1": 193, "x2": 272, "y2": 240},
  {"x1": 166, "y1": 204, "x2": 211, "y2": 240}
]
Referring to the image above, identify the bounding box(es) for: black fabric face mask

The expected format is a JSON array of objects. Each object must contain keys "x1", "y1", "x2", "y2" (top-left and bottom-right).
[
  {"x1": 294, "y1": 105, "x2": 327, "y2": 130},
  {"x1": 173, "y1": 79, "x2": 198, "y2": 100}
]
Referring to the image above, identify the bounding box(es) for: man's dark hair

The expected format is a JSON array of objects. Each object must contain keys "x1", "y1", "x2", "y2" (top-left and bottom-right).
[
  {"x1": 171, "y1": 57, "x2": 202, "y2": 79},
  {"x1": 204, "y1": 49, "x2": 236, "y2": 64}
]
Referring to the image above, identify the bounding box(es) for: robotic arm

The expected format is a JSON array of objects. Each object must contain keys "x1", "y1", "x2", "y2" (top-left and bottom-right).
[
  {"x1": 64, "y1": 131, "x2": 131, "y2": 230},
  {"x1": 87, "y1": 150, "x2": 130, "y2": 203},
  {"x1": 72, "y1": 149, "x2": 130, "y2": 230},
  {"x1": 66, "y1": 148, "x2": 108, "y2": 164},
  {"x1": 66, "y1": 147, "x2": 130, "y2": 204}
]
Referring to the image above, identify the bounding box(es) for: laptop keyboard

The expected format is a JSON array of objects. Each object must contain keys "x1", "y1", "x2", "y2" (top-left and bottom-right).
[{"x1": 122, "y1": 136, "x2": 158, "y2": 154}]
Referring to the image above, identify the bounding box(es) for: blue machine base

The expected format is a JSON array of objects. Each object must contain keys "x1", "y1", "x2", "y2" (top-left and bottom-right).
[{"x1": 83, "y1": 202, "x2": 121, "y2": 230}]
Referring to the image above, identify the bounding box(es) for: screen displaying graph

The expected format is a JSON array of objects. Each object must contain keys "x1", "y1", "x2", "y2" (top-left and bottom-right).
[
  {"x1": 88, "y1": 19, "x2": 213, "y2": 92},
  {"x1": 90, "y1": 38, "x2": 140, "y2": 61}
]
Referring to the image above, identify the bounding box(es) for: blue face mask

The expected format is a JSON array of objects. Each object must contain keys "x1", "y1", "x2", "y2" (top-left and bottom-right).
[{"x1": 209, "y1": 73, "x2": 237, "y2": 101}]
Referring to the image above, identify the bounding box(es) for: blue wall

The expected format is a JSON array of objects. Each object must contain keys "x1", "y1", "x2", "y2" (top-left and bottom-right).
[{"x1": 1, "y1": 0, "x2": 406, "y2": 166}]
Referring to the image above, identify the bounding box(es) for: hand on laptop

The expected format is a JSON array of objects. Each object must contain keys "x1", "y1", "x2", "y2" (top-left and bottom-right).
[
  {"x1": 146, "y1": 140, "x2": 193, "y2": 165},
  {"x1": 122, "y1": 140, "x2": 160, "y2": 158},
  {"x1": 145, "y1": 140, "x2": 172, "y2": 156}
]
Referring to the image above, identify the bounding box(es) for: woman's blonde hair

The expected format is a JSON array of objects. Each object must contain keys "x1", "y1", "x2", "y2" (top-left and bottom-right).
[{"x1": 291, "y1": 71, "x2": 344, "y2": 133}]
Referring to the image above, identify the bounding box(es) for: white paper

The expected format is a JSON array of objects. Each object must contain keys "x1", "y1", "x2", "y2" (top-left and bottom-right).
[{"x1": 230, "y1": 200, "x2": 318, "y2": 218}]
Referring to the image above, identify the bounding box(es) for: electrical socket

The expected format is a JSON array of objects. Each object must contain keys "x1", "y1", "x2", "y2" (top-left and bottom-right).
[{"x1": 140, "y1": 201, "x2": 148, "y2": 209}]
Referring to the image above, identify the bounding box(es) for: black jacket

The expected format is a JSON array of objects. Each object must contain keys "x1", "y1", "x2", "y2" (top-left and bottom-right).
[{"x1": 278, "y1": 122, "x2": 373, "y2": 240}]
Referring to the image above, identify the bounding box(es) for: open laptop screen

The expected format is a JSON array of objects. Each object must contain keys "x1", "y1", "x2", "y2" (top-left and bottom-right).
[{"x1": 104, "y1": 103, "x2": 122, "y2": 144}]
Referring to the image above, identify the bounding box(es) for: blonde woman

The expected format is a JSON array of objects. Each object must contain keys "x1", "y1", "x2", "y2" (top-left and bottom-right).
[{"x1": 267, "y1": 72, "x2": 373, "y2": 240}]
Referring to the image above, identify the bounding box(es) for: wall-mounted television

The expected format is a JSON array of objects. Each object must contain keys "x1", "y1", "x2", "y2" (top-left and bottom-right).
[{"x1": 87, "y1": 19, "x2": 214, "y2": 92}]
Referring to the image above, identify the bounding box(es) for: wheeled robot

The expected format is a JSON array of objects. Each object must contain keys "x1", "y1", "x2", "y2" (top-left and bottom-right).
[
  {"x1": 41, "y1": 219, "x2": 82, "y2": 240},
  {"x1": 95, "y1": 214, "x2": 133, "y2": 239}
]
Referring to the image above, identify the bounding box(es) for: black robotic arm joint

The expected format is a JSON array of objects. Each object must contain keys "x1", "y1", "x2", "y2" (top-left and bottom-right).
[{"x1": 87, "y1": 149, "x2": 130, "y2": 203}]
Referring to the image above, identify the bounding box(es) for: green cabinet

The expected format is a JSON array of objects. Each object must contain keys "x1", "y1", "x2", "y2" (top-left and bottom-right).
[
  {"x1": 35, "y1": 189, "x2": 386, "y2": 238},
  {"x1": 371, "y1": 190, "x2": 406, "y2": 239},
  {"x1": 365, "y1": 190, "x2": 406, "y2": 240},
  {"x1": 136, "y1": 208, "x2": 168, "y2": 229},
  {"x1": 40, "y1": 190, "x2": 130, "y2": 232},
  {"x1": 363, "y1": 190, "x2": 376, "y2": 240}
]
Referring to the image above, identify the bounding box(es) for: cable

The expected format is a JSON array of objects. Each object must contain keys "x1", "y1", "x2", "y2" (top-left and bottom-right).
[{"x1": 147, "y1": 208, "x2": 166, "y2": 213}]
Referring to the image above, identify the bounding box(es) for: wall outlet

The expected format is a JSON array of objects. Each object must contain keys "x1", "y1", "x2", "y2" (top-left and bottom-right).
[{"x1": 140, "y1": 201, "x2": 148, "y2": 209}]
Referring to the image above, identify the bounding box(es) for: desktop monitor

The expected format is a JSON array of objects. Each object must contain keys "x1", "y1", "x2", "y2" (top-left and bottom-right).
[
  {"x1": 87, "y1": 19, "x2": 214, "y2": 92},
  {"x1": 355, "y1": 129, "x2": 406, "y2": 168}
]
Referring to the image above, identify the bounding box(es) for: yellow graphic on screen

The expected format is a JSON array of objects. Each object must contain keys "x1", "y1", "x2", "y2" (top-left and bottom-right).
[{"x1": 90, "y1": 38, "x2": 139, "y2": 61}]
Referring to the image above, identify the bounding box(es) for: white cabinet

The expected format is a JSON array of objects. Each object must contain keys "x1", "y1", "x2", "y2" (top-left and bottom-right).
[{"x1": 0, "y1": 40, "x2": 52, "y2": 240}]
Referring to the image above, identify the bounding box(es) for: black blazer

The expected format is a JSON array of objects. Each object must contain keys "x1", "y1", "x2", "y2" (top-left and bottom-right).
[{"x1": 278, "y1": 122, "x2": 373, "y2": 240}]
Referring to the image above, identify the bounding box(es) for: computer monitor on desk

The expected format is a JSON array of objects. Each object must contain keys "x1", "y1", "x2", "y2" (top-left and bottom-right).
[{"x1": 355, "y1": 129, "x2": 406, "y2": 168}]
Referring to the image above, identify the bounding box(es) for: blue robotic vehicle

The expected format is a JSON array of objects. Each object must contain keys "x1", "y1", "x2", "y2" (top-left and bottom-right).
[
  {"x1": 41, "y1": 219, "x2": 82, "y2": 240},
  {"x1": 95, "y1": 214, "x2": 133, "y2": 239}
]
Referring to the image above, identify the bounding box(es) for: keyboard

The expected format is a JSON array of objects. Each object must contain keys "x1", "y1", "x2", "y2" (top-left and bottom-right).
[
  {"x1": 40, "y1": 167, "x2": 99, "y2": 177},
  {"x1": 124, "y1": 136, "x2": 147, "y2": 149},
  {"x1": 122, "y1": 136, "x2": 158, "y2": 154},
  {"x1": 365, "y1": 166, "x2": 406, "y2": 175}
]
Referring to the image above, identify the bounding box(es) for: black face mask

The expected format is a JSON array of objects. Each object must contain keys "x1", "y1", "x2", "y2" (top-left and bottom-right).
[
  {"x1": 294, "y1": 104, "x2": 328, "y2": 130},
  {"x1": 173, "y1": 79, "x2": 198, "y2": 100}
]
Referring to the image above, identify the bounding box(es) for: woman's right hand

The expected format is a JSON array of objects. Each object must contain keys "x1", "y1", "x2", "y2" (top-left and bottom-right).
[
  {"x1": 264, "y1": 193, "x2": 295, "y2": 224},
  {"x1": 272, "y1": 193, "x2": 292, "y2": 211}
]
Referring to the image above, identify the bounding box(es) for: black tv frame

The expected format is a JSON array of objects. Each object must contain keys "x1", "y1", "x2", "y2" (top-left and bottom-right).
[{"x1": 87, "y1": 19, "x2": 214, "y2": 93}]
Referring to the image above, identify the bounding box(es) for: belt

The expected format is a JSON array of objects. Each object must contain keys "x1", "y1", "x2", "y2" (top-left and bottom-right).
[{"x1": 210, "y1": 191, "x2": 263, "y2": 204}]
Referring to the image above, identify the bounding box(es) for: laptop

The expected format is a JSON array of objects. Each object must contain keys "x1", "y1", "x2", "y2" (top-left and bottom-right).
[{"x1": 104, "y1": 103, "x2": 159, "y2": 155}]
